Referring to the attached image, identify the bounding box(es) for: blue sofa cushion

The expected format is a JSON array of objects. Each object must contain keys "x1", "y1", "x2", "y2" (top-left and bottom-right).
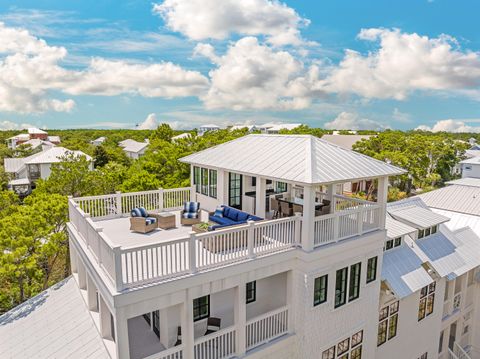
[
  {"x1": 236, "y1": 211, "x2": 249, "y2": 222},
  {"x1": 209, "y1": 206, "x2": 263, "y2": 229},
  {"x1": 139, "y1": 207, "x2": 148, "y2": 217},
  {"x1": 213, "y1": 206, "x2": 224, "y2": 218},
  {"x1": 183, "y1": 212, "x2": 198, "y2": 219},
  {"x1": 184, "y1": 201, "x2": 200, "y2": 213},
  {"x1": 145, "y1": 217, "x2": 157, "y2": 225},
  {"x1": 131, "y1": 208, "x2": 142, "y2": 217}
]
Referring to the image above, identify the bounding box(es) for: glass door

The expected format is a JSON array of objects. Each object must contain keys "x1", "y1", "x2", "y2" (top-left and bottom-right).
[
  {"x1": 448, "y1": 322, "x2": 457, "y2": 350},
  {"x1": 229, "y1": 172, "x2": 242, "y2": 209},
  {"x1": 152, "y1": 310, "x2": 160, "y2": 338}
]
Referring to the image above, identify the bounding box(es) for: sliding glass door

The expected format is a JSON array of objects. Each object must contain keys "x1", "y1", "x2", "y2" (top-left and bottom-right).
[{"x1": 229, "y1": 172, "x2": 242, "y2": 209}]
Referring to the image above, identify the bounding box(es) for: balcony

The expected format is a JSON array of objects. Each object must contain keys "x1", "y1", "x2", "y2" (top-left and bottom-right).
[
  {"x1": 448, "y1": 342, "x2": 472, "y2": 359},
  {"x1": 68, "y1": 188, "x2": 382, "y2": 292}
]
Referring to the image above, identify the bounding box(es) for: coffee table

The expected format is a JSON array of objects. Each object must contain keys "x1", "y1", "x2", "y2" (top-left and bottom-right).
[{"x1": 157, "y1": 212, "x2": 176, "y2": 229}]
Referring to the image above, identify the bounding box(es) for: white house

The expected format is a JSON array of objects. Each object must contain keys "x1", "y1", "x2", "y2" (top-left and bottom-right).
[
  {"x1": 119, "y1": 139, "x2": 149, "y2": 159},
  {"x1": 459, "y1": 157, "x2": 480, "y2": 178},
  {"x1": 4, "y1": 146, "x2": 92, "y2": 195},
  {"x1": 198, "y1": 124, "x2": 221, "y2": 136},
  {"x1": 1, "y1": 134, "x2": 479, "y2": 359},
  {"x1": 256, "y1": 123, "x2": 302, "y2": 134},
  {"x1": 91, "y1": 136, "x2": 106, "y2": 146},
  {"x1": 6, "y1": 127, "x2": 61, "y2": 150},
  {"x1": 172, "y1": 132, "x2": 193, "y2": 142}
]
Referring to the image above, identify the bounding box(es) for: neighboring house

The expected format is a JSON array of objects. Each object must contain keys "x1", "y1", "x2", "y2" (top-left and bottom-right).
[
  {"x1": 322, "y1": 134, "x2": 373, "y2": 193},
  {"x1": 198, "y1": 124, "x2": 221, "y2": 136},
  {"x1": 6, "y1": 127, "x2": 61, "y2": 149},
  {"x1": 2, "y1": 134, "x2": 480, "y2": 359},
  {"x1": 91, "y1": 137, "x2": 106, "y2": 146},
  {"x1": 459, "y1": 157, "x2": 480, "y2": 178},
  {"x1": 172, "y1": 132, "x2": 192, "y2": 142},
  {"x1": 229, "y1": 124, "x2": 258, "y2": 132},
  {"x1": 4, "y1": 146, "x2": 92, "y2": 196},
  {"x1": 257, "y1": 122, "x2": 303, "y2": 134},
  {"x1": 119, "y1": 139, "x2": 149, "y2": 159}
]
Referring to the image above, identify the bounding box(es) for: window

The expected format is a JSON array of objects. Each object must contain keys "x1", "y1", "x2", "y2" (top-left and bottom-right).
[
  {"x1": 418, "y1": 353, "x2": 428, "y2": 359},
  {"x1": 275, "y1": 181, "x2": 287, "y2": 193},
  {"x1": 335, "y1": 267, "x2": 348, "y2": 308},
  {"x1": 201, "y1": 168, "x2": 209, "y2": 195},
  {"x1": 228, "y1": 172, "x2": 242, "y2": 209},
  {"x1": 418, "y1": 226, "x2": 437, "y2": 239},
  {"x1": 425, "y1": 227, "x2": 431, "y2": 237},
  {"x1": 323, "y1": 331, "x2": 363, "y2": 359},
  {"x1": 194, "y1": 166, "x2": 201, "y2": 193},
  {"x1": 385, "y1": 239, "x2": 394, "y2": 250},
  {"x1": 349, "y1": 262, "x2": 361, "y2": 302},
  {"x1": 418, "y1": 229, "x2": 425, "y2": 239},
  {"x1": 378, "y1": 301, "x2": 399, "y2": 346},
  {"x1": 314, "y1": 275, "x2": 328, "y2": 306},
  {"x1": 431, "y1": 225, "x2": 437, "y2": 234},
  {"x1": 394, "y1": 237, "x2": 402, "y2": 247},
  {"x1": 193, "y1": 295, "x2": 210, "y2": 321},
  {"x1": 367, "y1": 257, "x2": 378, "y2": 283},
  {"x1": 439, "y1": 330, "x2": 444, "y2": 353},
  {"x1": 418, "y1": 282, "x2": 436, "y2": 321},
  {"x1": 465, "y1": 165, "x2": 472, "y2": 170},
  {"x1": 246, "y1": 281, "x2": 256, "y2": 304},
  {"x1": 209, "y1": 169, "x2": 217, "y2": 199}
]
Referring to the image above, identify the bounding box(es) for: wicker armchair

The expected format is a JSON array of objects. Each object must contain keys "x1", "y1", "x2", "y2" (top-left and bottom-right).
[
  {"x1": 180, "y1": 201, "x2": 201, "y2": 225},
  {"x1": 130, "y1": 217, "x2": 157, "y2": 233}
]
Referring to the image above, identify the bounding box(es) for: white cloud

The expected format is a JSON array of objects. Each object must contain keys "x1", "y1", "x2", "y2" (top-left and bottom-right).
[
  {"x1": 0, "y1": 22, "x2": 209, "y2": 114},
  {"x1": 200, "y1": 37, "x2": 311, "y2": 110},
  {"x1": 392, "y1": 108, "x2": 411, "y2": 123},
  {"x1": 324, "y1": 112, "x2": 387, "y2": 130},
  {"x1": 0, "y1": 120, "x2": 36, "y2": 130},
  {"x1": 320, "y1": 28, "x2": 480, "y2": 100},
  {"x1": 153, "y1": 0, "x2": 310, "y2": 46},
  {"x1": 416, "y1": 119, "x2": 480, "y2": 133},
  {"x1": 137, "y1": 113, "x2": 159, "y2": 130}
]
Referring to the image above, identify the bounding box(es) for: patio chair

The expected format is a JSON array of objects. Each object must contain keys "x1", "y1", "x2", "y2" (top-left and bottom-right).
[
  {"x1": 270, "y1": 198, "x2": 281, "y2": 218},
  {"x1": 280, "y1": 201, "x2": 293, "y2": 217},
  {"x1": 180, "y1": 201, "x2": 201, "y2": 225},
  {"x1": 204, "y1": 317, "x2": 221, "y2": 335},
  {"x1": 292, "y1": 203, "x2": 303, "y2": 215},
  {"x1": 174, "y1": 326, "x2": 182, "y2": 346},
  {"x1": 130, "y1": 207, "x2": 158, "y2": 233}
]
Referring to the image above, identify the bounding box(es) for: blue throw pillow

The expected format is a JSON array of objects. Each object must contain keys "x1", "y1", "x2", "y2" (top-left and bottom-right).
[
  {"x1": 214, "y1": 206, "x2": 224, "y2": 217},
  {"x1": 139, "y1": 207, "x2": 148, "y2": 217},
  {"x1": 131, "y1": 208, "x2": 142, "y2": 217}
]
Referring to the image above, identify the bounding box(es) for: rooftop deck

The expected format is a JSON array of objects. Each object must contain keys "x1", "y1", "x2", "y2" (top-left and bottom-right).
[{"x1": 68, "y1": 187, "x2": 382, "y2": 292}]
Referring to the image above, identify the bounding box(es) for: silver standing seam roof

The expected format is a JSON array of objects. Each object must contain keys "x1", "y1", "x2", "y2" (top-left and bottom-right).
[
  {"x1": 180, "y1": 134, "x2": 406, "y2": 185},
  {"x1": 445, "y1": 177, "x2": 480, "y2": 187},
  {"x1": 321, "y1": 134, "x2": 372, "y2": 151},
  {"x1": 385, "y1": 217, "x2": 417, "y2": 239},
  {"x1": 389, "y1": 205, "x2": 450, "y2": 229},
  {"x1": 419, "y1": 185, "x2": 480, "y2": 216},
  {"x1": 0, "y1": 276, "x2": 109, "y2": 359}
]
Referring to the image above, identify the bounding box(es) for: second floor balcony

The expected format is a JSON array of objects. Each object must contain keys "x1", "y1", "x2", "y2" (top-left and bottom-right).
[{"x1": 68, "y1": 186, "x2": 384, "y2": 292}]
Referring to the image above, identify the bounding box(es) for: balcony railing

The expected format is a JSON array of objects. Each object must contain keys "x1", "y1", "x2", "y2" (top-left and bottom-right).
[
  {"x1": 194, "y1": 326, "x2": 236, "y2": 359},
  {"x1": 69, "y1": 188, "x2": 382, "y2": 291},
  {"x1": 246, "y1": 306, "x2": 289, "y2": 350},
  {"x1": 448, "y1": 342, "x2": 471, "y2": 359},
  {"x1": 144, "y1": 345, "x2": 184, "y2": 359}
]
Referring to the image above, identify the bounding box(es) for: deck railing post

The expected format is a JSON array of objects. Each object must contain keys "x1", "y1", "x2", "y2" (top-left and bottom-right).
[
  {"x1": 357, "y1": 206, "x2": 364, "y2": 235},
  {"x1": 158, "y1": 188, "x2": 164, "y2": 211},
  {"x1": 95, "y1": 226, "x2": 103, "y2": 265},
  {"x1": 294, "y1": 213, "x2": 302, "y2": 247},
  {"x1": 190, "y1": 185, "x2": 196, "y2": 202},
  {"x1": 333, "y1": 214, "x2": 339, "y2": 242},
  {"x1": 189, "y1": 232, "x2": 198, "y2": 273},
  {"x1": 113, "y1": 246, "x2": 124, "y2": 292},
  {"x1": 247, "y1": 220, "x2": 255, "y2": 258},
  {"x1": 115, "y1": 191, "x2": 122, "y2": 217}
]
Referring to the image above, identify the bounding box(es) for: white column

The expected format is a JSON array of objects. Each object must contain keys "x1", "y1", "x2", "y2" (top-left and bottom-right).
[
  {"x1": 77, "y1": 261, "x2": 87, "y2": 290},
  {"x1": 217, "y1": 170, "x2": 226, "y2": 205},
  {"x1": 86, "y1": 275, "x2": 98, "y2": 311},
  {"x1": 99, "y1": 295, "x2": 111, "y2": 339},
  {"x1": 69, "y1": 242, "x2": 78, "y2": 273},
  {"x1": 377, "y1": 176, "x2": 389, "y2": 228},
  {"x1": 235, "y1": 284, "x2": 247, "y2": 356},
  {"x1": 255, "y1": 177, "x2": 266, "y2": 218},
  {"x1": 114, "y1": 308, "x2": 130, "y2": 359},
  {"x1": 301, "y1": 185, "x2": 315, "y2": 251},
  {"x1": 183, "y1": 292, "x2": 195, "y2": 359},
  {"x1": 286, "y1": 270, "x2": 295, "y2": 334},
  {"x1": 326, "y1": 183, "x2": 335, "y2": 214},
  {"x1": 159, "y1": 308, "x2": 169, "y2": 348}
]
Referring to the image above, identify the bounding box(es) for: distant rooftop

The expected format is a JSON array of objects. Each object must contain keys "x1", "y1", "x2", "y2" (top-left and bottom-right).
[
  {"x1": 27, "y1": 127, "x2": 47, "y2": 135},
  {"x1": 445, "y1": 177, "x2": 480, "y2": 187},
  {"x1": 389, "y1": 205, "x2": 449, "y2": 229},
  {"x1": 119, "y1": 139, "x2": 149, "y2": 153},
  {"x1": 180, "y1": 134, "x2": 405, "y2": 185},
  {"x1": 321, "y1": 134, "x2": 372, "y2": 151},
  {"x1": 419, "y1": 184, "x2": 480, "y2": 216},
  {"x1": 25, "y1": 147, "x2": 91, "y2": 165}
]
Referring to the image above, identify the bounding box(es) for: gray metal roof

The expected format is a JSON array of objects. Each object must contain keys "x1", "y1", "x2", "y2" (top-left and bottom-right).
[
  {"x1": 431, "y1": 208, "x2": 480, "y2": 235},
  {"x1": 385, "y1": 217, "x2": 417, "y2": 239},
  {"x1": 119, "y1": 139, "x2": 149, "y2": 153},
  {"x1": 419, "y1": 185, "x2": 480, "y2": 216},
  {"x1": 4, "y1": 158, "x2": 26, "y2": 173},
  {"x1": 25, "y1": 147, "x2": 92, "y2": 165},
  {"x1": 0, "y1": 277, "x2": 109, "y2": 359},
  {"x1": 445, "y1": 177, "x2": 480, "y2": 187},
  {"x1": 460, "y1": 156, "x2": 480, "y2": 165},
  {"x1": 389, "y1": 205, "x2": 450, "y2": 229},
  {"x1": 381, "y1": 245, "x2": 434, "y2": 299},
  {"x1": 321, "y1": 134, "x2": 372, "y2": 150},
  {"x1": 180, "y1": 134, "x2": 405, "y2": 185}
]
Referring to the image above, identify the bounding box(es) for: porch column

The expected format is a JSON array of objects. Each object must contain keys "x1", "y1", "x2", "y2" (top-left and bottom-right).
[
  {"x1": 159, "y1": 308, "x2": 170, "y2": 348},
  {"x1": 77, "y1": 260, "x2": 87, "y2": 290},
  {"x1": 183, "y1": 291, "x2": 195, "y2": 359},
  {"x1": 376, "y1": 176, "x2": 389, "y2": 228},
  {"x1": 301, "y1": 185, "x2": 315, "y2": 251},
  {"x1": 326, "y1": 183, "x2": 335, "y2": 214},
  {"x1": 99, "y1": 295, "x2": 112, "y2": 339},
  {"x1": 286, "y1": 270, "x2": 295, "y2": 334},
  {"x1": 114, "y1": 308, "x2": 130, "y2": 359},
  {"x1": 86, "y1": 275, "x2": 98, "y2": 311},
  {"x1": 255, "y1": 177, "x2": 266, "y2": 218},
  {"x1": 235, "y1": 284, "x2": 247, "y2": 356}
]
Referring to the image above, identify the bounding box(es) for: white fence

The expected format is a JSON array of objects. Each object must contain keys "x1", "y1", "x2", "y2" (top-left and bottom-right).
[
  {"x1": 144, "y1": 346, "x2": 184, "y2": 359},
  {"x1": 313, "y1": 203, "x2": 381, "y2": 247},
  {"x1": 448, "y1": 343, "x2": 471, "y2": 359},
  {"x1": 193, "y1": 327, "x2": 236, "y2": 359},
  {"x1": 246, "y1": 306, "x2": 289, "y2": 350}
]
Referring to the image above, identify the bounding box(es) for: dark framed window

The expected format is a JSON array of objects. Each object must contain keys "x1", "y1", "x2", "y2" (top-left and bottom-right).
[
  {"x1": 388, "y1": 313, "x2": 398, "y2": 339},
  {"x1": 209, "y1": 169, "x2": 217, "y2": 199},
  {"x1": 367, "y1": 257, "x2": 378, "y2": 283},
  {"x1": 276, "y1": 181, "x2": 287, "y2": 193},
  {"x1": 351, "y1": 330, "x2": 363, "y2": 347},
  {"x1": 394, "y1": 237, "x2": 402, "y2": 247},
  {"x1": 378, "y1": 301, "x2": 399, "y2": 346},
  {"x1": 351, "y1": 346, "x2": 362, "y2": 359},
  {"x1": 246, "y1": 281, "x2": 256, "y2": 304},
  {"x1": 418, "y1": 229, "x2": 425, "y2": 239},
  {"x1": 337, "y1": 338, "x2": 350, "y2": 356},
  {"x1": 228, "y1": 172, "x2": 242, "y2": 209},
  {"x1": 335, "y1": 267, "x2": 348, "y2": 308},
  {"x1": 349, "y1": 262, "x2": 361, "y2": 302},
  {"x1": 194, "y1": 166, "x2": 201, "y2": 193},
  {"x1": 193, "y1": 295, "x2": 210, "y2": 322},
  {"x1": 418, "y1": 353, "x2": 428, "y2": 359},
  {"x1": 418, "y1": 298, "x2": 427, "y2": 321},
  {"x1": 425, "y1": 227, "x2": 431, "y2": 236},
  {"x1": 426, "y1": 294, "x2": 435, "y2": 316},
  {"x1": 322, "y1": 346, "x2": 335, "y2": 359},
  {"x1": 201, "y1": 168, "x2": 209, "y2": 195},
  {"x1": 419, "y1": 282, "x2": 435, "y2": 321},
  {"x1": 377, "y1": 320, "x2": 388, "y2": 346},
  {"x1": 385, "y1": 239, "x2": 394, "y2": 250},
  {"x1": 432, "y1": 225, "x2": 437, "y2": 234},
  {"x1": 314, "y1": 275, "x2": 328, "y2": 306},
  {"x1": 152, "y1": 310, "x2": 160, "y2": 338}
]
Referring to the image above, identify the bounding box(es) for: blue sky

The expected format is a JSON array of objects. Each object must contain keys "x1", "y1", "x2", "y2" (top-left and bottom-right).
[{"x1": 2, "y1": 0, "x2": 480, "y2": 132}]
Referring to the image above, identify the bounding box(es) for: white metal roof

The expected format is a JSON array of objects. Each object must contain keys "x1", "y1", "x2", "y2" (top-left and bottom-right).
[
  {"x1": 27, "y1": 127, "x2": 47, "y2": 135},
  {"x1": 25, "y1": 147, "x2": 91, "y2": 165},
  {"x1": 172, "y1": 133, "x2": 192, "y2": 140},
  {"x1": 465, "y1": 149, "x2": 480, "y2": 158},
  {"x1": 381, "y1": 245, "x2": 434, "y2": 299},
  {"x1": 9, "y1": 178, "x2": 30, "y2": 186},
  {"x1": 389, "y1": 205, "x2": 450, "y2": 229},
  {"x1": 460, "y1": 156, "x2": 480, "y2": 165},
  {"x1": 47, "y1": 135, "x2": 61, "y2": 143},
  {"x1": 265, "y1": 123, "x2": 302, "y2": 132},
  {"x1": 180, "y1": 134, "x2": 405, "y2": 185},
  {"x1": 431, "y1": 208, "x2": 480, "y2": 235},
  {"x1": 321, "y1": 135, "x2": 372, "y2": 151},
  {"x1": 199, "y1": 124, "x2": 220, "y2": 129},
  {"x1": 385, "y1": 217, "x2": 417, "y2": 239},
  {"x1": 0, "y1": 277, "x2": 109, "y2": 359},
  {"x1": 445, "y1": 177, "x2": 480, "y2": 187},
  {"x1": 4, "y1": 158, "x2": 26, "y2": 173},
  {"x1": 419, "y1": 185, "x2": 480, "y2": 216},
  {"x1": 119, "y1": 139, "x2": 149, "y2": 153}
]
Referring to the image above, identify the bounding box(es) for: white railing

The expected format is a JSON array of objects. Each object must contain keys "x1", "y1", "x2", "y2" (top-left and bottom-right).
[
  {"x1": 144, "y1": 346, "x2": 184, "y2": 359},
  {"x1": 443, "y1": 300, "x2": 451, "y2": 319},
  {"x1": 453, "y1": 293, "x2": 462, "y2": 311},
  {"x1": 246, "y1": 306, "x2": 289, "y2": 350},
  {"x1": 73, "y1": 187, "x2": 193, "y2": 219},
  {"x1": 449, "y1": 343, "x2": 472, "y2": 359},
  {"x1": 253, "y1": 217, "x2": 298, "y2": 255},
  {"x1": 194, "y1": 326, "x2": 236, "y2": 359},
  {"x1": 313, "y1": 204, "x2": 381, "y2": 247},
  {"x1": 333, "y1": 194, "x2": 376, "y2": 211}
]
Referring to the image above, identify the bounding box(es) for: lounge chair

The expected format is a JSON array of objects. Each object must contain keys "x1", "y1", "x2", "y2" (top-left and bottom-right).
[
  {"x1": 130, "y1": 207, "x2": 158, "y2": 233},
  {"x1": 181, "y1": 201, "x2": 201, "y2": 225},
  {"x1": 204, "y1": 317, "x2": 221, "y2": 335}
]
